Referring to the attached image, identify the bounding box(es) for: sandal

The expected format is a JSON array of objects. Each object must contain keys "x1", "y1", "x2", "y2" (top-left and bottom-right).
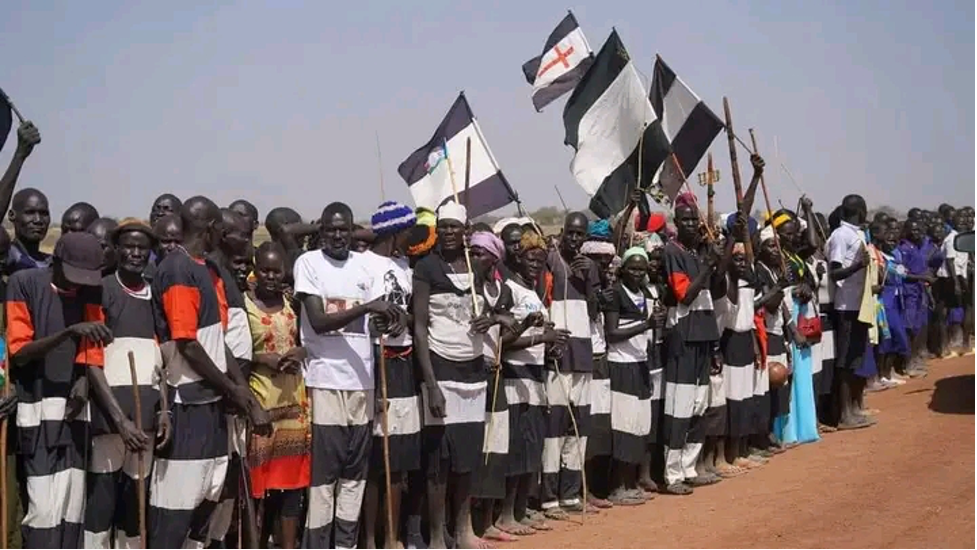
[
  {"x1": 543, "y1": 507, "x2": 571, "y2": 521},
  {"x1": 587, "y1": 496, "x2": 614, "y2": 509},
  {"x1": 661, "y1": 482, "x2": 693, "y2": 495},
  {"x1": 495, "y1": 520, "x2": 536, "y2": 537},
  {"x1": 519, "y1": 515, "x2": 551, "y2": 531},
  {"x1": 688, "y1": 473, "x2": 722, "y2": 487},
  {"x1": 561, "y1": 501, "x2": 599, "y2": 514},
  {"x1": 607, "y1": 489, "x2": 645, "y2": 506},
  {"x1": 714, "y1": 463, "x2": 745, "y2": 478}
]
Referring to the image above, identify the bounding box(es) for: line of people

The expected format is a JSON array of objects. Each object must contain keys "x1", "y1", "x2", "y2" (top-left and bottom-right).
[{"x1": 0, "y1": 119, "x2": 972, "y2": 549}]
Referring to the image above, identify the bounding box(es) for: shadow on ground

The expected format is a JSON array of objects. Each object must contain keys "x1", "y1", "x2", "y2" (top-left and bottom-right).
[{"x1": 928, "y1": 374, "x2": 975, "y2": 415}]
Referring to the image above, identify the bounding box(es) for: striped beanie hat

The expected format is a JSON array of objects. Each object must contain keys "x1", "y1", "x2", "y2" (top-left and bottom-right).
[{"x1": 371, "y1": 201, "x2": 416, "y2": 236}]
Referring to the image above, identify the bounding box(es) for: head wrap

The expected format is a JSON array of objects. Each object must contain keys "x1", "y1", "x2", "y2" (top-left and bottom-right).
[
  {"x1": 723, "y1": 211, "x2": 759, "y2": 237},
  {"x1": 580, "y1": 240, "x2": 616, "y2": 256},
  {"x1": 644, "y1": 233, "x2": 664, "y2": 253},
  {"x1": 492, "y1": 217, "x2": 519, "y2": 235},
  {"x1": 406, "y1": 224, "x2": 436, "y2": 257},
  {"x1": 588, "y1": 219, "x2": 612, "y2": 240},
  {"x1": 609, "y1": 255, "x2": 623, "y2": 272},
  {"x1": 767, "y1": 209, "x2": 795, "y2": 229},
  {"x1": 732, "y1": 242, "x2": 746, "y2": 255},
  {"x1": 470, "y1": 231, "x2": 505, "y2": 260},
  {"x1": 371, "y1": 201, "x2": 416, "y2": 236},
  {"x1": 622, "y1": 246, "x2": 649, "y2": 265},
  {"x1": 760, "y1": 224, "x2": 776, "y2": 244},
  {"x1": 635, "y1": 212, "x2": 666, "y2": 233},
  {"x1": 416, "y1": 208, "x2": 436, "y2": 228},
  {"x1": 674, "y1": 192, "x2": 698, "y2": 212},
  {"x1": 520, "y1": 230, "x2": 546, "y2": 252},
  {"x1": 437, "y1": 201, "x2": 467, "y2": 224}
]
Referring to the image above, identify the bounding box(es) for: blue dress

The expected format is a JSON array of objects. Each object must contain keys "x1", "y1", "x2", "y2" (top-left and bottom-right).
[
  {"x1": 878, "y1": 252, "x2": 910, "y2": 357},
  {"x1": 773, "y1": 298, "x2": 821, "y2": 445}
]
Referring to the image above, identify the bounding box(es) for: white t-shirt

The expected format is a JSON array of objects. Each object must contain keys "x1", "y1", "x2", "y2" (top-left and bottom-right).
[
  {"x1": 362, "y1": 251, "x2": 413, "y2": 347},
  {"x1": 828, "y1": 221, "x2": 866, "y2": 312},
  {"x1": 293, "y1": 249, "x2": 376, "y2": 391},
  {"x1": 939, "y1": 230, "x2": 968, "y2": 279}
]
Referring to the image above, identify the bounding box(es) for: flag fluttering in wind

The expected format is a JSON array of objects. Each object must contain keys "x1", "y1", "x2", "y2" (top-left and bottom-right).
[
  {"x1": 563, "y1": 30, "x2": 671, "y2": 219},
  {"x1": 522, "y1": 11, "x2": 595, "y2": 112},
  {"x1": 398, "y1": 93, "x2": 518, "y2": 217},
  {"x1": 647, "y1": 55, "x2": 724, "y2": 204},
  {"x1": 0, "y1": 88, "x2": 13, "y2": 153}
]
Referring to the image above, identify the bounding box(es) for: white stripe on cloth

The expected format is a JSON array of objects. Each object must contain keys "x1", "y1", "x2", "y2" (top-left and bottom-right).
[
  {"x1": 724, "y1": 364, "x2": 754, "y2": 403},
  {"x1": 666, "y1": 291, "x2": 714, "y2": 327},
  {"x1": 664, "y1": 381, "x2": 708, "y2": 420},
  {"x1": 544, "y1": 371, "x2": 592, "y2": 408},
  {"x1": 549, "y1": 300, "x2": 592, "y2": 340},
  {"x1": 708, "y1": 373, "x2": 725, "y2": 409},
  {"x1": 659, "y1": 71, "x2": 702, "y2": 142},
  {"x1": 103, "y1": 337, "x2": 162, "y2": 387},
  {"x1": 84, "y1": 529, "x2": 111, "y2": 549},
  {"x1": 542, "y1": 435, "x2": 587, "y2": 475},
  {"x1": 336, "y1": 479, "x2": 367, "y2": 523},
  {"x1": 531, "y1": 26, "x2": 592, "y2": 91},
  {"x1": 149, "y1": 457, "x2": 229, "y2": 511},
  {"x1": 17, "y1": 397, "x2": 67, "y2": 428},
  {"x1": 589, "y1": 377, "x2": 611, "y2": 415},
  {"x1": 226, "y1": 306, "x2": 254, "y2": 361},
  {"x1": 664, "y1": 442, "x2": 703, "y2": 485},
  {"x1": 421, "y1": 380, "x2": 486, "y2": 426},
  {"x1": 821, "y1": 330, "x2": 836, "y2": 361},
  {"x1": 307, "y1": 483, "x2": 335, "y2": 530},
  {"x1": 310, "y1": 388, "x2": 374, "y2": 427},
  {"x1": 89, "y1": 433, "x2": 154, "y2": 478},
  {"x1": 373, "y1": 395, "x2": 422, "y2": 437},
  {"x1": 23, "y1": 467, "x2": 86, "y2": 529},
  {"x1": 504, "y1": 377, "x2": 546, "y2": 407},
  {"x1": 649, "y1": 368, "x2": 664, "y2": 400},
  {"x1": 482, "y1": 409, "x2": 509, "y2": 454},
  {"x1": 610, "y1": 391, "x2": 651, "y2": 437}
]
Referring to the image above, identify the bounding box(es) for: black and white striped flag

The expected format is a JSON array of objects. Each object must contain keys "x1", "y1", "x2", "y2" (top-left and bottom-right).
[
  {"x1": 522, "y1": 11, "x2": 594, "y2": 112},
  {"x1": 647, "y1": 55, "x2": 724, "y2": 204},
  {"x1": 398, "y1": 93, "x2": 518, "y2": 217},
  {"x1": 563, "y1": 30, "x2": 671, "y2": 219}
]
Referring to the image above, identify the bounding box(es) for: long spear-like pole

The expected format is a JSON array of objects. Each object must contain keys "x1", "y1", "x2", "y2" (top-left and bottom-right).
[{"x1": 723, "y1": 97, "x2": 754, "y2": 262}]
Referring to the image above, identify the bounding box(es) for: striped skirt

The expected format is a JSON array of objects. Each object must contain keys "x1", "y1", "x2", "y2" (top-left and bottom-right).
[
  {"x1": 472, "y1": 361, "x2": 509, "y2": 499},
  {"x1": 609, "y1": 359, "x2": 651, "y2": 465},
  {"x1": 503, "y1": 362, "x2": 546, "y2": 477},
  {"x1": 421, "y1": 353, "x2": 487, "y2": 477},
  {"x1": 372, "y1": 350, "x2": 422, "y2": 475},
  {"x1": 586, "y1": 354, "x2": 612, "y2": 459},
  {"x1": 722, "y1": 329, "x2": 756, "y2": 438},
  {"x1": 818, "y1": 305, "x2": 836, "y2": 396}
]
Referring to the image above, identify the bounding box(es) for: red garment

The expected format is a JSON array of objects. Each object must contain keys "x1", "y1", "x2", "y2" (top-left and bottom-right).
[{"x1": 754, "y1": 311, "x2": 769, "y2": 367}]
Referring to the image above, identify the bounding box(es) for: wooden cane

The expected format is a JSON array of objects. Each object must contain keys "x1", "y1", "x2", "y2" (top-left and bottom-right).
[
  {"x1": 722, "y1": 97, "x2": 754, "y2": 262},
  {"x1": 1, "y1": 357, "x2": 9, "y2": 550},
  {"x1": 444, "y1": 137, "x2": 481, "y2": 317},
  {"x1": 706, "y1": 153, "x2": 716, "y2": 232},
  {"x1": 127, "y1": 351, "x2": 147, "y2": 549},
  {"x1": 377, "y1": 336, "x2": 396, "y2": 547},
  {"x1": 748, "y1": 129, "x2": 789, "y2": 275},
  {"x1": 483, "y1": 338, "x2": 503, "y2": 465}
]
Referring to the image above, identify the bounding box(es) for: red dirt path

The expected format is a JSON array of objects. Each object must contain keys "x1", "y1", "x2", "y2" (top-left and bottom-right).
[{"x1": 507, "y1": 356, "x2": 976, "y2": 549}]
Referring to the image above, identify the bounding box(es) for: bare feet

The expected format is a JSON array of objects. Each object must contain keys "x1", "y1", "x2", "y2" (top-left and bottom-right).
[
  {"x1": 714, "y1": 462, "x2": 745, "y2": 477},
  {"x1": 519, "y1": 514, "x2": 551, "y2": 531},
  {"x1": 481, "y1": 526, "x2": 516, "y2": 543},
  {"x1": 495, "y1": 517, "x2": 536, "y2": 536},
  {"x1": 587, "y1": 495, "x2": 614, "y2": 509}
]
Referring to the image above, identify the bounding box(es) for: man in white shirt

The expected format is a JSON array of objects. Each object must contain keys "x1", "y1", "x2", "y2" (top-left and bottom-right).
[
  {"x1": 294, "y1": 202, "x2": 398, "y2": 549},
  {"x1": 938, "y1": 210, "x2": 968, "y2": 355},
  {"x1": 827, "y1": 195, "x2": 874, "y2": 430}
]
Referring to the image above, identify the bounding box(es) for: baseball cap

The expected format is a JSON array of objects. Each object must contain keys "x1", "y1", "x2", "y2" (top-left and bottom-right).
[{"x1": 53, "y1": 232, "x2": 104, "y2": 286}]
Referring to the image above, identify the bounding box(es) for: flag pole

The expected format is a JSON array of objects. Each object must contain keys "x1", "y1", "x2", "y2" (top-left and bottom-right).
[
  {"x1": 554, "y1": 185, "x2": 569, "y2": 214},
  {"x1": 463, "y1": 137, "x2": 472, "y2": 214},
  {"x1": 722, "y1": 97, "x2": 754, "y2": 262},
  {"x1": 444, "y1": 138, "x2": 481, "y2": 316},
  {"x1": 706, "y1": 153, "x2": 716, "y2": 231}
]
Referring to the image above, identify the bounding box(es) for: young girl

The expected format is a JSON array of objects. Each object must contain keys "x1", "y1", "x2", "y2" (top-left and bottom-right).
[
  {"x1": 876, "y1": 222, "x2": 910, "y2": 386},
  {"x1": 603, "y1": 247, "x2": 660, "y2": 504}
]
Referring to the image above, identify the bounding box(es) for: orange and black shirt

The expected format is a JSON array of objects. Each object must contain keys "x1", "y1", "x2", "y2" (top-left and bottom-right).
[
  {"x1": 6, "y1": 267, "x2": 102, "y2": 453},
  {"x1": 151, "y1": 249, "x2": 228, "y2": 405}
]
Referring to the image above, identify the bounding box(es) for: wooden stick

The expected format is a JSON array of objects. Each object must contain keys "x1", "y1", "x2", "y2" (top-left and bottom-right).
[
  {"x1": 706, "y1": 153, "x2": 716, "y2": 232},
  {"x1": 377, "y1": 337, "x2": 396, "y2": 547},
  {"x1": 127, "y1": 351, "x2": 147, "y2": 549},
  {"x1": 554, "y1": 185, "x2": 569, "y2": 214},
  {"x1": 557, "y1": 267, "x2": 587, "y2": 524},
  {"x1": 669, "y1": 154, "x2": 716, "y2": 241},
  {"x1": 444, "y1": 138, "x2": 481, "y2": 317},
  {"x1": 375, "y1": 131, "x2": 386, "y2": 202},
  {"x1": 749, "y1": 129, "x2": 789, "y2": 275},
  {"x1": 484, "y1": 337, "x2": 503, "y2": 465},
  {"x1": 0, "y1": 361, "x2": 9, "y2": 550},
  {"x1": 722, "y1": 97, "x2": 754, "y2": 262}
]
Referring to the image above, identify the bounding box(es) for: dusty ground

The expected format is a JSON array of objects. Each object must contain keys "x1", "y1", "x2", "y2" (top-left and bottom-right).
[{"x1": 508, "y1": 355, "x2": 975, "y2": 549}]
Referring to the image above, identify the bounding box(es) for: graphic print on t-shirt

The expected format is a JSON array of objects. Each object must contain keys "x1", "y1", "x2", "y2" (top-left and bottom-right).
[
  {"x1": 381, "y1": 269, "x2": 409, "y2": 309},
  {"x1": 326, "y1": 297, "x2": 367, "y2": 335}
]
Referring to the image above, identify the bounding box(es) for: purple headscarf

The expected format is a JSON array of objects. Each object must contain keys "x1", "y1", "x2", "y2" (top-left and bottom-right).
[{"x1": 470, "y1": 231, "x2": 505, "y2": 260}]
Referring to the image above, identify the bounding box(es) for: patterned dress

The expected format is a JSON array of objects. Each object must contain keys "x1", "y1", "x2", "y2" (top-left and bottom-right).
[{"x1": 245, "y1": 294, "x2": 311, "y2": 497}]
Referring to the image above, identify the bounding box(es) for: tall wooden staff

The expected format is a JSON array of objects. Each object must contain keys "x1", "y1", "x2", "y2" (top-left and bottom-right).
[
  {"x1": 722, "y1": 97, "x2": 754, "y2": 261},
  {"x1": 1, "y1": 360, "x2": 9, "y2": 549},
  {"x1": 377, "y1": 336, "x2": 396, "y2": 547},
  {"x1": 443, "y1": 138, "x2": 481, "y2": 317},
  {"x1": 705, "y1": 153, "x2": 717, "y2": 230},
  {"x1": 749, "y1": 129, "x2": 788, "y2": 274},
  {"x1": 127, "y1": 351, "x2": 147, "y2": 549}
]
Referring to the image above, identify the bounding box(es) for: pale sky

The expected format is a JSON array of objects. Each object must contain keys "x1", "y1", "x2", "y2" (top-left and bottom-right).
[{"x1": 0, "y1": 0, "x2": 973, "y2": 222}]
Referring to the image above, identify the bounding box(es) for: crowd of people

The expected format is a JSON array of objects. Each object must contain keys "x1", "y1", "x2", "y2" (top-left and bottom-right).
[{"x1": 0, "y1": 121, "x2": 973, "y2": 549}]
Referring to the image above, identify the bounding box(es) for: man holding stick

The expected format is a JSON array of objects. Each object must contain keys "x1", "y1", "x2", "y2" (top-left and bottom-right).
[
  {"x1": 7, "y1": 232, "x2": 108, "y2": 548},
  {"x1": 147, "y1": 196, "x2": 269, "y2": 548},
  {"x1": 294, "y1": 202, "x2": 398, "y2": 549},
  {"x1": 84, "y1": 219, "x2": 170, "y2": 548}
]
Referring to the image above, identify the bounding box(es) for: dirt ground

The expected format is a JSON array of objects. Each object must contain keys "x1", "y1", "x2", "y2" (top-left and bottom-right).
[{"x1": 508, "y1": 356, "x2": 976, "y2": 549}]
